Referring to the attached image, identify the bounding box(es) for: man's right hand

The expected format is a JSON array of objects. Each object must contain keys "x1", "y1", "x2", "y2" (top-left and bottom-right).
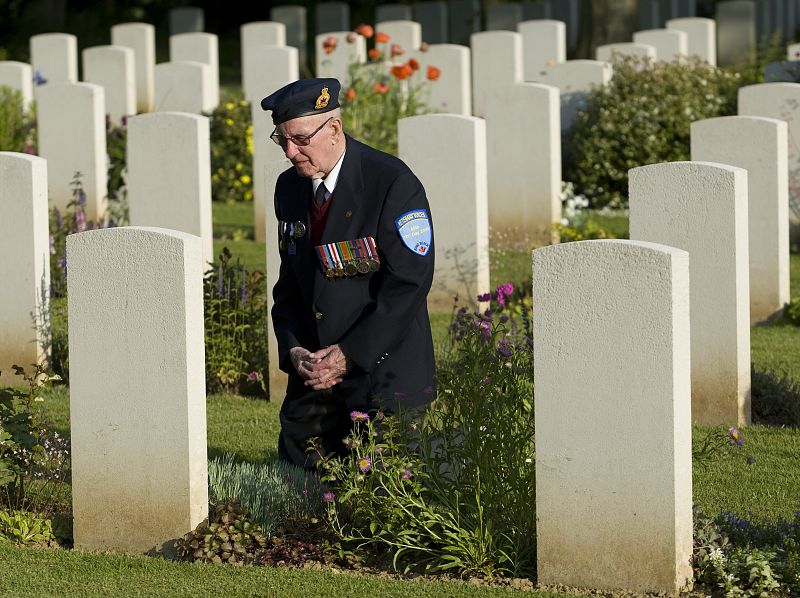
[{"x1": 289, "y1": 346, "x2": 317, "y2": 380}]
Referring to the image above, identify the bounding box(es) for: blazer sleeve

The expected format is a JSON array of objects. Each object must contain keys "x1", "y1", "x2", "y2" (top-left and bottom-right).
[{"x1": 337, "y1": 170, "x2": 434, "y2": 372}]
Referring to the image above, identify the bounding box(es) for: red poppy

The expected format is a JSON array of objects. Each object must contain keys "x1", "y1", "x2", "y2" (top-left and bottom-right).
[
  {"x1": 390, "y1": 43, "x2": 404, "y2": 57},
  {"x1": 322, "y1": 36, "x2": 338, "y2": 54},
  {"x1": 373, "y1": 82, "x2": 389, "y2": 94},
  {"x1": 355, "y1": 23, "x2": 374, "y2": 38},
  {"x1": 426, "y1": 65, "x2": 441, "y2": 81},
  {"x1": 391, "y1": 64, "x2": 413, "y2": 80},
  {"x1": 368, "y1": 48, "x2": 382, "y2": 61},
  {"x1": 374, "y1": 31, "x2": 390, "y2": 43},
  {"x1": 408, "y1": 58, "x2": 420, "y2": 71},
  {"x1": 346, "y1": 87, "x2": 356, "y2": 101}
]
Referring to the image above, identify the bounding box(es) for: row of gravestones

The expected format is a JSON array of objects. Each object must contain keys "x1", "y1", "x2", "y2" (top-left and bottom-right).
[
  {"x1": 0, "y1": 147, "x2": 778, "y2": 594},
  {"x1": 1, "y1": 79, "x2": 792, "y2": 410}
]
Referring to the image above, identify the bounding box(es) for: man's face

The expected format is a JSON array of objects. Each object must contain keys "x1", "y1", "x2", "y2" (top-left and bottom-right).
[{"x1": 276, "y1": 114, "x2": 339, "y2": 179}]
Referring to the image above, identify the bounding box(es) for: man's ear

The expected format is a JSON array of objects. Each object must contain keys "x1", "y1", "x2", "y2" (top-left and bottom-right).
[{"x1": 330, "y1": 117, "x2": 343, "y2": 144}]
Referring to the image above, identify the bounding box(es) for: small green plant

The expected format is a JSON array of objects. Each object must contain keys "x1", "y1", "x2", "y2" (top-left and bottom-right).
[
  {"x1": 0, "y1": 510, "x2": 56, "y2": 546},
  {"x1": 208, "y1": 455, "x2": 326, "y2": 537},
  {"x1": 0, "y1": 85, "x2": 36, "y2": 153},
  {"x1": 751, "y1": 366, "x2": 800, "y2": 427},
  {"x1": 204, "y1": 247, "x2": 269, "y2": 396},
  {"x1": 209, "y1": 97, "x2": 254, "y2": 204},
  {"x1": 106, "y1": 118, "x2": 128, "y2": 226},
  {"x1": 175, "y1": 499, "x2": 268, "y2": 565},
  {"x1": 785, "y1": 296, "x2": 800, "y2": 326},
  {"x1": 0, "y1": 363, "x2": 69, "y2": 516},
  {"x1": 566, "y1": 54, "x2": 741, "y2": 209}
]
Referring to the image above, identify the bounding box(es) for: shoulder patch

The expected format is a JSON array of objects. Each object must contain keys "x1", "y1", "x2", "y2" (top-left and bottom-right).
[{"x1": 395, "y1": 209, "x2": 432, "y2": 256}]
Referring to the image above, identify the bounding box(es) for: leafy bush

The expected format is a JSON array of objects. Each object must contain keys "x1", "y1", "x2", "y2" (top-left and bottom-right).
[
  {"x1": 0, "y1": 86, "x2": 36, "y2": 153},
  {"x1": 786, "y1": 296, "x2": 800, "y2": 326},
  {"x1": 751, "y1": 366, "x2": 800, "y2": 427},
  {"x1": 0, "y1": 364, "x2": 69, "y2": 516},
  {"x1": 566, "y1": 55, "x2": 741, "y2": 209},
  {"x1": 204, "y1": 247, "x2": 269, "y2": 396},
  {"x1": 320, "y1": 285, "x2": 535, "y2": 578},
  {"x1": 0, "y1": 510, "x2": 56, "y2": 546},
  {"x1": 210, "y1": 98, "x2": 254, "y2": 204},
  {"x1": 176, "y1": 499, "x2": 268, "y2": 565},
  {"x1": 208, "y1": 454, "x2": 326, "y2": 537},
  {"x1": 324, "y1": 25, "x2": 440, "y2": 156},
  {"x1": 106, "y1": 118, "x2": 128, "y2": 226}
]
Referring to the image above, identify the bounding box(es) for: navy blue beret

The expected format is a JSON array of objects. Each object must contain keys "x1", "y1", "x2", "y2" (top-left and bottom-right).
[{"x1": 260, "y1": 78, "x2": 341, "y2": 125}]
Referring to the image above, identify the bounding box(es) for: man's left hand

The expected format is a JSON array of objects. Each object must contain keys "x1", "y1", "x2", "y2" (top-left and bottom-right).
[{"x1": 304, "y1": 344, "x2": 351, "y2": 390}]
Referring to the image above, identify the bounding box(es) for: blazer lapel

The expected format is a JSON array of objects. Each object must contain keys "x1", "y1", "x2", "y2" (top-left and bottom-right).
[{"x1": 284, "y1": 175, "x2": 315, "y2": 305}]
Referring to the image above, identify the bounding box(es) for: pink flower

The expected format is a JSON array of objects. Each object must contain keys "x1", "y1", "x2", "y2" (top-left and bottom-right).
[
  {"x1": 358, "y1": 456, "x2": 372, "y2": 473},
  {"x1": 350, "y1": 410, "x2": 370, "y2": 422},
  {"x1": 323, "y1": 491, "x2": 336, "y2": 502}
]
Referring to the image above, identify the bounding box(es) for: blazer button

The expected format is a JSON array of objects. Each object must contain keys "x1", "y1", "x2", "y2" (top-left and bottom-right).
[
  {"x1": 315, "y1": 311, "x2": 323, "y2": 320},
  {"x1": 345, "y1": 210, "x2": 353, "y2": 218}
]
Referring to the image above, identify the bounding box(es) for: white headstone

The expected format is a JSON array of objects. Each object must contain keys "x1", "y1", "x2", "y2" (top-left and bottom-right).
[
  {"x1": 0, "y1": 61, "x2": 33, "y2": 107},
  {"x1": 531, "y1": 59, "x2": 613, "y2": 132},
  {"x1": 788, "y1": 42, "x2": 800, "y2": 60},
  {"x1": 0, "y1": 153, "x2": 50, "y2": 382},
  {"x1": 470, "y1": 31, "x2": 523, "y2": 117},
  {"x1": 37, "y1": 82, "x2": 107, "y2": 220},
  {"x1": 518, "y1": 19, "x2": 566, "y2": 81},
  {"x1": 82, "y1": 45, "x2": 136, "y2": 125},
  {"x1": 632, "y1": 28, "x2": 688, "y2": 61},
  {"x1": 316, "y1": 2, "x2": 350, "y2": 35},
  {"x1": 154, "y1": 61, "x2": 214, "y2": 115},
  {"x1": 485, "y1": 82, "x2": 560, "y2": 245},
  {"x1": 271, "y1": 5, "x2": 308, "y2": 67},
  {"x1": 127, "y1": 112, "x2": 214, "y2": 266},
  {"x1": 243, "y1": 46, "x2": 298, "y2": 103},
  {"x1": 533, "y1": 239, "x2": 692, "y2": 595},
  {"x1": 376, "y1": 4, "x2": 413, "y2": 22},
  {"x1": 411, "y1": 43, "x2": 471, "y2": 115},
  {"x1": 169, "y1": 6, "x2": 204, "y2": 35},
  {"x1": 596, "y1": 42, "x2": 657, "y2": 62},
  {"x1": 666, "y1": 17, "x2": 716, "y2": 65},
  {"x1": 738, "y1": 83, "x2": 800, "y2": 240},
  {"x1": 629, "y1": 161, "x2": 751, "y2": 426},
  {"x1": 67, "y1": 226, "x2": 208, "y2": 552},
  {"x1": 111, "y1": 22, "x2": 156, "y2": 113},
  {"x1": 398, "y1": 114, "x2": 489, "y2": 308},
  {"x1": 716, "y1": 0, "x2": 756, "y2": 66},
  {"x1": 315, "y1": 32, "x2": 366, "y2": 85},
  {"x1": 376, "y1": 20, "x2": 422, "y2": 54},
  {"x1": 449, "y1": 0, "x2": 480, "y2": 45},
  {"x1": 414, "y1": 1, "x2": 448, "y2": 43},
  {"x1": 241, "y1": 22, "x2": 287, "y2": 101},
  {"x1": 691, "y1": 116, "x2": 790, "y2": 323},
  {"x1": 30, "y1": 33, "x2": 78, "y2": 85},
  {"x1": 170, "y1": 32, "x2": 219, "y2": 109},
  {"x1": 486, "y1": 3, "x2": 524, "y2": 30}
]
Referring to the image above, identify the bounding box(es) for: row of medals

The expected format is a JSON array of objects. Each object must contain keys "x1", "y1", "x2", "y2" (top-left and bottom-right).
[{"x1": 280, "y1": 220, "x2": 380, "y2": 278}]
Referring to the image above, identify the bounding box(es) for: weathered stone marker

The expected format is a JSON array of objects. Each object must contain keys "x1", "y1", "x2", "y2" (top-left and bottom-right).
[
  {"x1": 534, "y1": 239, "x2": 693, "y2": 595},
  {"x1": 240, "y1": 21, "x2": 288, "y2": 101},
  {"x1": 632, "y1": 28, "x2": 688, "y2": 61},
  {"x1": 68, "y1": 227, "x2": 208, "y2": 553},
  {"x1": 315, "y1": 32, "x2": 366, "y2": 85},
  {"x1": 37, "y1": 82, "x2": 107, "y2": 220},
  {"x1": 271, "y1": 5, "x2": 307, "y2": 68},
  {"x1": 170, "y1": 32, "x2": 219, "y2": 109},
  {"x1": 82, "y1": 45, "x2": 136, "y2": 125},
  {"x1": 111, "y1": 22, "x2": 156, "y2": 113},
  {"x1": 630, "y1": 161, "x2": 751, "y2": 426},
  {"x1": 376, "y1": 20, "x2": 421, "y2": 54},
  {"x1": 470, "y1": 31, "x2": 523, "y2": 117},
  {"x1": 485, "y1": 82, "x2": 560, "y2": 245},
  {"x1": 154, "y1": 61, "x2": 214, "y2": 114},
  {"x1": 30, "y1": 33, "x2": 78, "y2": 85},
  {"x1": 0, "y1": 153, "x2": 50, "y2": 384},
  {"x1": 518, "y1": 19, "x2": 566, "y2": 81},
  {"x1": 410, "y1": 43, "x2": 471, "y2": 115},
  {"x1": 399, "y1": 114, "x2": 489, "y2": 308},
  {"x1": 127, "y1": 112, "x2": 214, "y2": 266},
  {"x1": 691, "y1": 116, "x2": 790, "y2": 323},
  {"x1": 666, "y1": 17, "x2": 716, "y2": 65}
]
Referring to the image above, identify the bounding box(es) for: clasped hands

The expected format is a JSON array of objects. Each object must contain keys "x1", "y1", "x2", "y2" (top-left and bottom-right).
[{"x1": 289, "y1": 344, "x2": 351, "y2": 390}]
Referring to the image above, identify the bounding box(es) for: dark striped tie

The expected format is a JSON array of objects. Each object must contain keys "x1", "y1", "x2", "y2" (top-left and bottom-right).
[{"x1": 314, "y1": 183, "x2": 327, "y2": 208}]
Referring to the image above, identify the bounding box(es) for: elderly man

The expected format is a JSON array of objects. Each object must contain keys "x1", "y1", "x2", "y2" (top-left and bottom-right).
[{"x1": 261, "y1": 78, "x2": 436, "y2": 468}]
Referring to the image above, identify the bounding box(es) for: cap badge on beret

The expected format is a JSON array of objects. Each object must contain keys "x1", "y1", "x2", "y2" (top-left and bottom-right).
[{"x1": 315, "y1": 87, "x2": 331, "y2": 110}]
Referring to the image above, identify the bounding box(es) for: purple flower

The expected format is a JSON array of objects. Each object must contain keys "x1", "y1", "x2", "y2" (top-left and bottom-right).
[
  {"x1": 49, "y1": 234, "x2": 55, "y2": 255},
  {"x1": 457, "y1": 306, "x2": 467, "y2": 315},
  {"x1": 728, "y1": 427, "x2": 744, "y2": 446},
  {"x1": 475, "y1": 320, "x2": 491, "y2": 341},
  {"x1": 374, "y1": 411, "x2": 385, "y2": 421},
  {"x1": 75, "y1": 210, "x2": 86, "y2": 232},
  {"x1": 497, "y1": 340, "x2": 513, "y2": 359},
  {"x1": 358, "y1": 456, "x2": 372, "y2": 473},
  {"x1": 393, "y1": 391, "x2": 406, "y2": 400},
  {"x1": 121, "y1": 115, "x2": 128, "y2": 127},
  {"x1": 23, "y1": 145, "x2": 35, "y2": 155},
  {"x1": 323, "y1": 491, "x2": 336, "y2": 502},
  {"x1": 499, "y1": 315, "x2": 509, "y2": 323},
  {"x1": 350, "y1": 410, "x2": 370, "y2": 422},
  {"x1": 54, "y1": 209, "x2": 63, "y2": 230},
  {"x1": 476, "y1": 292, "x2": 492, "y2": 302},
  {"x1": 33, "y1": 70, "x2": 47, "y2": 85},
  {"x1": 78, "y1": 190, "x2": 87, "y2": 208},
  {"x1": 246, "y1": 371, "x2": 262, "y2": 382},
  {"x1": 401, "y1": 469, "x2": 413, "y2": 480}
]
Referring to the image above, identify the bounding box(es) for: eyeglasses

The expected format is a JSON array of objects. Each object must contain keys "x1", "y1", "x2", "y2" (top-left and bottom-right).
[{"x1": 270, "y1": 117, "x2": 333, "y2": 149}]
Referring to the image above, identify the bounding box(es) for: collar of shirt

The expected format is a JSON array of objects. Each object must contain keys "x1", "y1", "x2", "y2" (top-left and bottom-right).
[{"x1": 312, "y1": 147, "x2": 346, "y2": 200}]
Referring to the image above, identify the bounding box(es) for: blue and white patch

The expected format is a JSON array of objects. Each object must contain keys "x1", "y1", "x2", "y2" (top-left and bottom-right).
[{"x1": 395, "y1": 209, "x2": 432, "y2": 256}]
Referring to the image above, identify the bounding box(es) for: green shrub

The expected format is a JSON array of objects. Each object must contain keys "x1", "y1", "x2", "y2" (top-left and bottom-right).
[
  {"x1": 320, "y1": 284, "x2": 535, "y2": 578},
  {"x1": 175, "y1": 499, "x2": 267, "y2": 565},
  {"x1": 786, "y1": 296, "x2": 800, "y2": 326},
  {"x1": 0, "y1": 86, "x2": 36, "y2": 153},
  {"x1": 208, "y1": 455, "x2": 325, "y2": 537},
  {"x1": 751, "y1": 366, "x2": 800, "y2": 427},
  {"x1": 209, "y1": 97, "x2": 254, "y2": 204},
  {"x1": 204, "y1": 247, "x2": 269, "y2": 396},
  {"x1": 0, "y1": 510, "x2": 56, "y2": 546},
  {"x1": 566, "y1": 55, "x2": 741, "y2": 209},
  {"x1": 106, "y1": 119, "x2": 128, "y2": 226}
]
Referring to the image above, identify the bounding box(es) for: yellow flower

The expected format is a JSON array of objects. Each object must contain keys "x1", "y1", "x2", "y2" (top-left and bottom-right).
[
  {"x1": 245, "y1": 125, "x2": 253, "y2": 135},
  {"x1": 240, "y1": 174, "x2": 251, "y2": 185},
  {"x1": 225, "y1": 102, "x2": 235, "y2": 111},
  {"x1": 239, "y1": 100, "x2": 248, "y2": 107},
  {"x1": 212, "y1": 174, "x2": 220, "y2": 183},
  {"x1": 235, "y1": 163, "x2": 243, "y2": 171},
  {"x1": 233, "y1": 180, "x2": 241, "y2": 188},
  {"x1": 244, "y1": 191, "x2": 253, "y2": 201},
  {"x1": 225, "y1": 118, "x2": 234, "y2": 126}
]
